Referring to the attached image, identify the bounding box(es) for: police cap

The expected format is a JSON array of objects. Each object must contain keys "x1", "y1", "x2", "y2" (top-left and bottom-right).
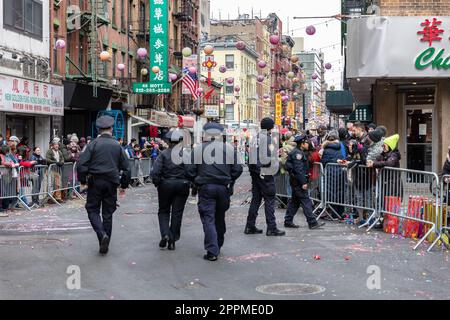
[
  {"x1": 294, "y1": 133, "x2": 308, "y2": 143},
  {"x1": 165, "y1": 128, "x2": 184, "y2": 142},
  {"x1": 96, "y1": 115, "x2": 115, "y2": 129},
  {"x1": 203, "y1": 122, "x2": 224, "y2": 135}
]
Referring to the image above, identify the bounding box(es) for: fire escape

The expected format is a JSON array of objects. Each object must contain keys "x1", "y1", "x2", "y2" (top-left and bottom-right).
[
  {"x1": 173, "y1": 0, "x2": 199, "y2": 113},
  {"x1": 65, "y1": 0, "x2": 109, "y2": 97}
]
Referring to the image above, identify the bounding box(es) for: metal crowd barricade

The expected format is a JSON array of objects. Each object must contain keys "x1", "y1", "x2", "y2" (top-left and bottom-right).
[
  {"x1": 0, "y1": 166, "x2": 26, "y2": 209},
  {"x1": 72, "y1": 162, "x2": 85, "y2": 200},
  {"x1": 309, "y1": 162, "x2": 325, "y2": 215},
  {"x1": 274, "y1": 172, "x2": 291, "y2": 207},
  {"x1": 48, "y1": 162, "x2": 83, "y2": 204},
  {"x1": 140, "y1": 158, "x2": 152, "y2": 183},
  {"x1": 319, "y1": 163, "x2": 378, "y2": 222},
  {"x1": 428, "y1": 174, "x2": 450, "y2": 251},
  {"x1": 377, "y1": 167, "x2": 438, "y2": 251},
  {"x1": 18, "y1": 164, "x2": 56, "y2": 209},
  {"x1": 129, "y1": 158, "x2": 145, "y2": 187}
]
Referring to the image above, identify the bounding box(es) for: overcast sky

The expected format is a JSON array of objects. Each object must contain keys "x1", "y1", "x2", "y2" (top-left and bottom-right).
[{"x1": 210, "y1": 0, "x2": 343, "y2": 89}]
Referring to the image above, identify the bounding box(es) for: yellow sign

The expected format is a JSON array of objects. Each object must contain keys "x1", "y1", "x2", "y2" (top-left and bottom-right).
[
  {"x1": 275, "y1": 93, "x2": 282, "y2": 126},
  {"x1": 316, "y1": 106, "x2": 321, "y2": 116},
  {"x1": 287, "y1": 101, "x2": 295, "y2": 117}
]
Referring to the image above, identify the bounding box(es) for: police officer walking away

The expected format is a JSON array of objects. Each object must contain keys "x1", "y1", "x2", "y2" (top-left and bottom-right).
[
  {"x1": 187, "y1": 122, "x2": 243, "y2": 261},
  {"x1": 77, "y1": 116, "x2": 131, "y2": 255},
  {"x1": 151, "y1": 128, "x2": 190, "y2": 251},
  {"x1": 284, "y1": 134, "x2": 325, "y2": 229},
  {"x1": 245, "y1": 117, "x2": 285, "y2": 236}
]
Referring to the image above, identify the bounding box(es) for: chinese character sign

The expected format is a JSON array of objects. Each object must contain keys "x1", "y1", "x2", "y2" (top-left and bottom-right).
[
  {"x1": 275, "y1": 94, "x2": 282, "y2": 126},
  {"x1": 287, "y1": 101, "x2": 295, "y2": 117},
  {"x1": 150, "y1": 0, "x2": 169, "y2": 84}
]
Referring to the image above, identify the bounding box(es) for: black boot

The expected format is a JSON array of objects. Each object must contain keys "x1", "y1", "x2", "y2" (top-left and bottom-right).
[
  {"x1": 203, "y1": 252, "x2": 218, "y2": 261},
  {"x1": 309, "y1": 221, "x2": 326, "y2": 230},
  {"x1": 284, "y1": 222, "x2": 300, "y2": 228},
  {"x1": 99, "y1": 234, "x2": 110, "y2": 255},
  {"x1": 159, "y1": 236, "x2": 169, "y2": 249},
  {"x1": 168, "y1": 240, "x2": 176, "y2": 251},
  {"x1": 244, "y1": 226, "x2": 263, "y2": 234},
  {"x1": 266, "y1": 229, "x2": 286, "y2": 236}
]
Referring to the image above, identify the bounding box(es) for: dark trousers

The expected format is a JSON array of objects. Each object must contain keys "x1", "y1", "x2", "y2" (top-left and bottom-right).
[
  {"x1": 285, "y1": 186, "x2": 317, "y2": 226},
  {"x1": 198, "y1": 184, "x2": 230, "y2": 256},
  {"x1": 246, "y1": 175, "x2": 277, "y2": 231},
  {"x1": 85, "y1": 177, "x2": 118, "y2": 243},
  {"x1": 157, "y1": 179, "x2": 190, "y2": 242}
]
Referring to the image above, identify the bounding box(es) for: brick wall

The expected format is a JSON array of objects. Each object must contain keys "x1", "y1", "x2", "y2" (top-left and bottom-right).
[{"x1": 379, "y1": 0, "x2": 450, "y2": 16}]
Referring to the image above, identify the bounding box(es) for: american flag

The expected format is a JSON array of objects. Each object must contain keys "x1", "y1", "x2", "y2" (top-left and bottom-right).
[{"x1": 182, "y1": 67, "x2": 199, "y2": 101}]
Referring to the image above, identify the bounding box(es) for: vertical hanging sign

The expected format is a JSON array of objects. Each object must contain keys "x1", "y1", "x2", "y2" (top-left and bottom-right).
[
  {"x1": 275, "y1": 93, "x2": 282, "y2": 126},
  {"x1": 133, "y1": 0, "x2": 172, "y2": 94}
]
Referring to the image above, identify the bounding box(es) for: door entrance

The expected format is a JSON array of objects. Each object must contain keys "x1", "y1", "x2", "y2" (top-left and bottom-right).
[{"x1": 406, "y1": 108, "x2": 433, "y2": 172}]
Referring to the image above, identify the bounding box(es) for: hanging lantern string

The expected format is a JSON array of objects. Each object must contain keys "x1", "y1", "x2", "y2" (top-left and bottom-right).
[{"x1": 289, "y1": 18, "x2": 336, "y2": 34}]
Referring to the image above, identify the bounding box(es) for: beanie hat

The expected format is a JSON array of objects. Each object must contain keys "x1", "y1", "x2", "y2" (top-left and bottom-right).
[
  {"x1": 384, "y1": 134, "x2": 399, "y2": 151},
  {"x1": 338, "y1": 127, "x2": 348, "y2": 141},
  {"x1": 368, "y1": 123, "x2": 377, "y2": 130},
  {"x1": 376, "y1": 125, "x2": 387, "y2": 137},
  {"x1": 327, "y1": 130, "x2": 339, "y2": 141},
  {"x1": 368, "y1": 129, "x2": 383, "y2": 143},
  {"x1": 260, "y1": 117, "x2": 275, "y2": 130}
]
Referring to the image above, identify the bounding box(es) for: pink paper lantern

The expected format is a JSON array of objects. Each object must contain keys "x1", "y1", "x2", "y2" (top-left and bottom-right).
[
  {"x1": 258, "y1": 60, "x2": 267, "y2": 68},
  {"x1": 269, "y1": 34, "x2": 280, "y2": 45},
  {"x1": 235, "y1": 41, "x2": 246, "y2": 50},
  {"x1": 55, "y1": 39, "x2": 65, "y2": 49},
  {"x1": 169, "y1": 73, "x2": 178, "y2": 81},
  {"x1": 226, "y1": 78, "x2": 234, "y2": 84},
  {"x1": 234, "y1": 85, "x2": 241, "y2": 93},
  {"x1": 188, "y1": 66, "x2": 197, "y2": 74},
  {"x1": 282, "y1": 96, "x2": 289, "y2": 103},
  {"x1": 117, "y1": 63, "x2": 125, "y2": 71},
  {"x1": 219, "y1": 66, "x2": 227, "y2": 73},
  {"x1": 311, "y1": 73, "x2": 318, "y2": 80},
  {"x1": 325, "y1": 63, "x2": 332, "y2": 70},
  {"x1": 263, "y1": 94, "x2": 270, "y2": 99},
  {"x1": 137, "y1": 48, "x2": 148, "y2": 59},
  {"x1": 306, "y1": 25, "x2": 316, "y2": 36},
  {"x1": 257, "y1": 75, "x2": 265, "y2": 82},
  {"x1": 220, "y1": 98, "x2": 225, "y2": 103},
  {"x1": 280, "y1": 90, "x2": 286, "y2": 96}
]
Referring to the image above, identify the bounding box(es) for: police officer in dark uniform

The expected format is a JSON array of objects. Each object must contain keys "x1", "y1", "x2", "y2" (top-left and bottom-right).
[
  {"x1": 186, "y1": 122, "x2": 243, "y2": 261},
  {"x1": 245, "y1": 117, "x2": 285, "y2": 236},
  {"x1": 77, "y1": 116, "x2": 131, "y2": 255},
  {"x1": 151, "y1": 128, "x2": 190, "y2": 251},
  {"x1": 284, "y1": 134, "x2": 325, "y2": 229}
]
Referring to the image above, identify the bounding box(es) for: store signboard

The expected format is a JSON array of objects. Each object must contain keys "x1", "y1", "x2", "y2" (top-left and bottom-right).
[
  {"x1": 347, "y1": 16, "x2": 450, "y2": 78},
  {"x1": 150, "y1": 110, "x2": 179, "y2": 127},
  {"x1": 204, "y1": 105, "x2": 219, "y2": 118},
  {"x1": 0, "y1": 74, "x2": 63, "y2": 116}
]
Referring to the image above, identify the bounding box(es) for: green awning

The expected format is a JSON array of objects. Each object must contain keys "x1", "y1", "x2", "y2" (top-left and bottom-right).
[
  {"x1": 129, "y1": 50, "x2": 135, "y2": 57},
  {"x1": 112, "y1": 43, "x2": 118, "y2": 50},
  {"x1": 326, "y1": 90, "x2": 354, "y2": 115},
  {"x1": 53, "y1": 18, "x2": 60, "y2": 27}
]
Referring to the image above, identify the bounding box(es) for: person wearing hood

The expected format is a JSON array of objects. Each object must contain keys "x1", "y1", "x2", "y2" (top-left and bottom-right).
[
  {"x1": 367, "y1": 134, "x2": 402, "y2": 228},
  {"x1": 320, "y1": 130, "x2": 345, "y2": 166},
  {"x1": 280, "y1": 132, "x2": 297, "y2": 174},
  {"x1": 366, "y1": 129, "x2": 384, "y2": 162}
]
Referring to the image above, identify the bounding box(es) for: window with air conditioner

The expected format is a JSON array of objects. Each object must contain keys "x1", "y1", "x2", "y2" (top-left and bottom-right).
[{"x1": 3, "y1": 0, "x2": 43, "y2": 39}]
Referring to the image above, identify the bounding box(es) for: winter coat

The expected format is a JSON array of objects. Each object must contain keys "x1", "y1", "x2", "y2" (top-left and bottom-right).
[
  {"x1": 366, "y1": 141, "x2": 384, "y2": 162},
  {"x1": 46, "y1": 149, "x2": 64, "y2": 165},
  {"x1": 373, "y1": 149, "x2": 403, "y2": 198},
  {"x1": 320, "y1": 141, "x2": 344, "y2": 167},
  {"x1": 30, "y1": 154, "x2": 47, "y2": 166},
  {"x1": 280, "y1": 137, "x2": 297, "y2": 174}
]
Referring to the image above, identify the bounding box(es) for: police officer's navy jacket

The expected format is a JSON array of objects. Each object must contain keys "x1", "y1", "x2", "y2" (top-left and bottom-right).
[
  {"x1": 186, "y1": 139, "x2": 243, "y2": 186},
  {"x1": 285, "y1": 147, "x2": 309, "y2": 186},
  {"x1": 77, "y1": 134, "x2": 131, "y2": 188},
  {"x1": 151, "y1": 146, "x2": 187, "y2": 186}
]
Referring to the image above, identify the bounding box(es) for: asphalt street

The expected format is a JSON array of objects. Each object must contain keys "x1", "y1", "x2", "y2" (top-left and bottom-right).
[{"x1": 0, "y1": 170, "x2": 449, "y2": 300}]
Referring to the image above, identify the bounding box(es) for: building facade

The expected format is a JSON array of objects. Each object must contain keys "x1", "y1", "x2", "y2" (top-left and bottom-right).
[
  {"x1": 0, "y1": 0, "x2": 63, "y2": 153},
  {"x1": 201, "y1": 41, "x2": 258, "y2": 126},
  {"x1": 345, "y1": 0, "x2": 450, "y2": 172}
]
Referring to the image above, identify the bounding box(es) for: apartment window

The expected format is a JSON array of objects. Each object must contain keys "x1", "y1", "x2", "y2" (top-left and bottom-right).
[
  {"x1": 79, "y1": 34, "x2": 85, "y2": 72},
  {"x1": 121, "y1": 0, "x2": 126, "y2": 31},
  {"x1": 4, "y1": 0, "x2": 43, "y2": 39},
  {"x1": 127, "y1": 0, "x2": 133, "y2": 32},
  {"x1": 225, "y1": 55, "x2": 234, "y2": 69},
  {"x1": 53, "y1": 36, "x2": 59, "y2": 74},
  {"x1": 139, "y1": 1, "x2": 146, "y2": 33},
  {"x1": 225, "y1": 104, "x2": 234, "y2": 121},
  {"x1": 226, "y1": 85, "x2": 234, "y2": 95},
  {"x1": 112, "y1": 0, "x2": 116, "y2": 25},
  {"x1": 112, "y1": 49, "x2": 117, "y2": 78}
]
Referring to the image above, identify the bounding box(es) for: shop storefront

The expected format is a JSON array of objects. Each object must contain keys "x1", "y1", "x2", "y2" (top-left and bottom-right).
[
  {"x1": 0, "y1": 74, "x2": 64, "y2": 153},
  {"x1": 347, "y1": 16, "x2": 450, "y2": 172}
]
